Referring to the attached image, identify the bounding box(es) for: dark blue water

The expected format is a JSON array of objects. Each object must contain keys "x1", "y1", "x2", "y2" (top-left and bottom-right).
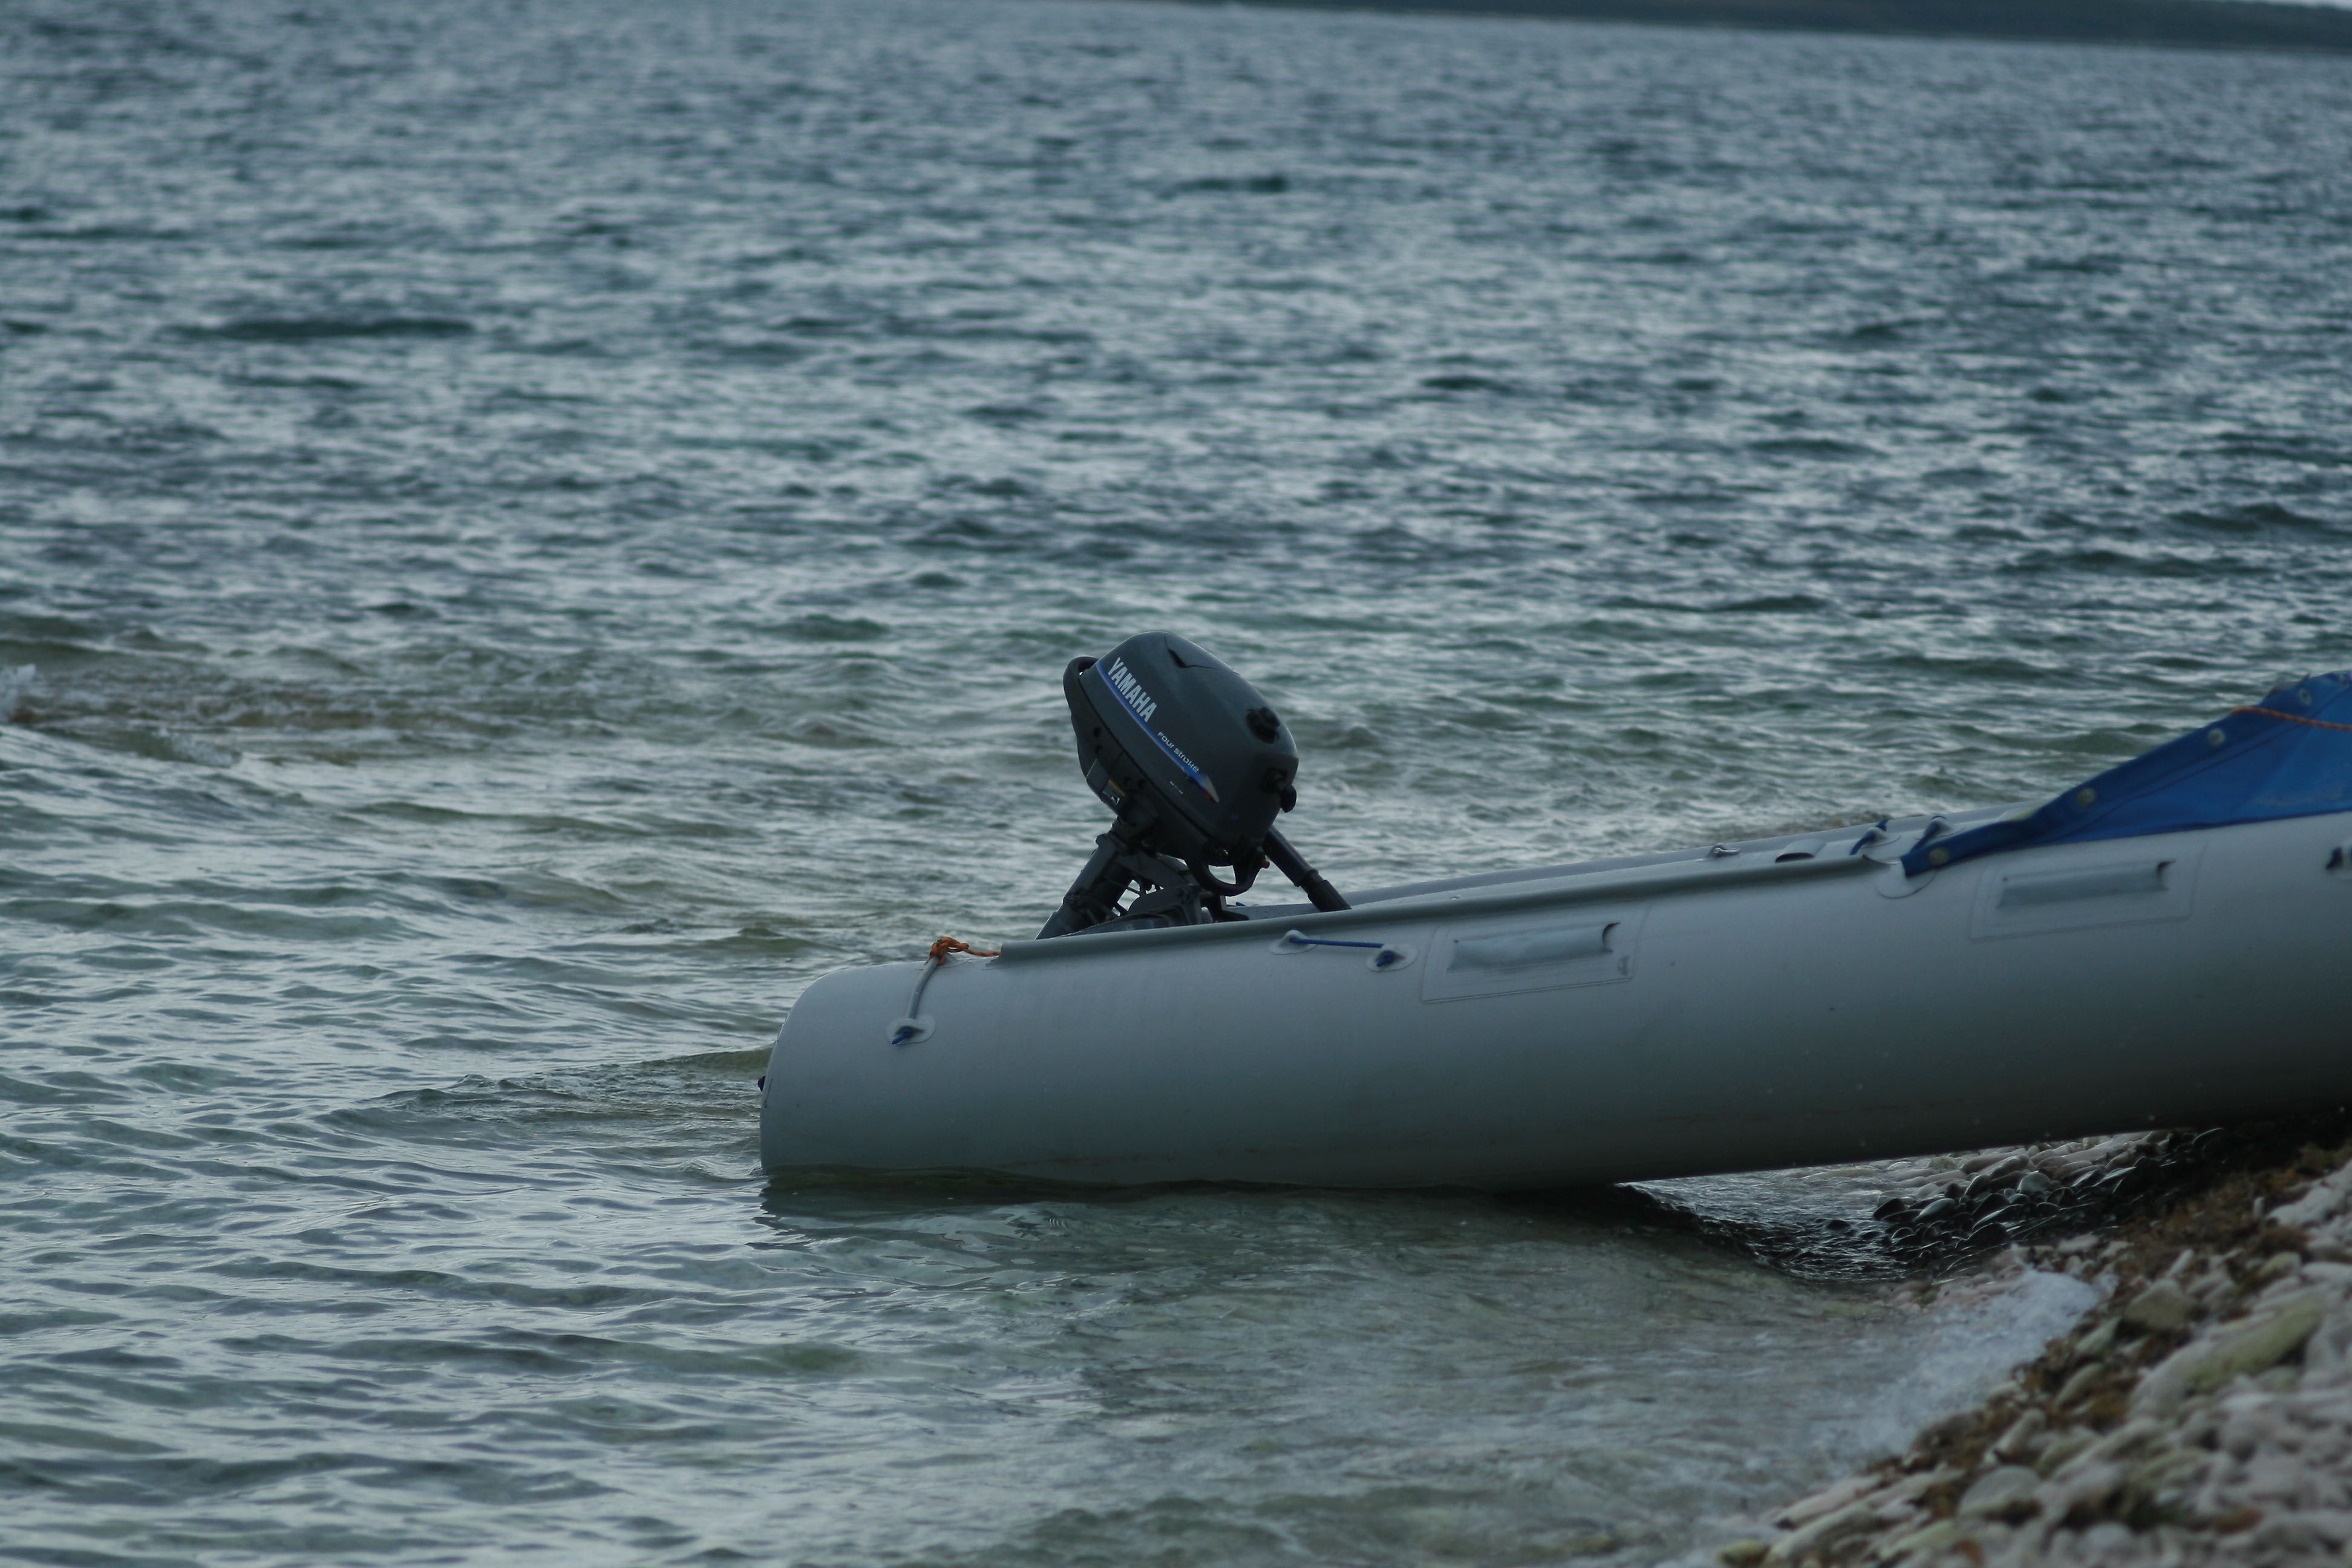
[{"x1": 4, "y1": 0, "x2": 2347, "y2": 1561}]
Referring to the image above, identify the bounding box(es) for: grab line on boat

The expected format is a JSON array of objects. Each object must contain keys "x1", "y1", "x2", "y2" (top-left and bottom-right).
[
  {"x1": 892, "y1": 936, "x2": 1003, "y2": 1045},
  {"x1": 1279, "y1": 930, "x2": 1407, "y2": 969},
  {"x1": 2235, "y1": 706, "x2": 2352, "y2": 734}
]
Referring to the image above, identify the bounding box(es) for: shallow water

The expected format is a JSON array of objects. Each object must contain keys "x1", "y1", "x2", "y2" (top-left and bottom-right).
[{"x1": 4, "y1": 0, "x2": 2349, "y2": 1561}]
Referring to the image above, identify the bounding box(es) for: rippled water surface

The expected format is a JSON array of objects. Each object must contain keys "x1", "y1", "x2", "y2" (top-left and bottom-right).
[{"x1": 5, "y1": 0, "x2": 2350, "y2": 1561}]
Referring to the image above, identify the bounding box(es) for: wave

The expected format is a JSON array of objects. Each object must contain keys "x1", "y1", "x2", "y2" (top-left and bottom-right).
[
  {"x1": 2169, "y1": 501, "x2": 2344, "y2": 536},
  {"x1": 198, "y1": 317, "x2": 475, "y2": 344},
  {"x1": 1166, "y1": 174, "x2": 1290, "y2": 195},
  {"x1": 2, "y1": 664, "x2": 34, "y2": 723}
]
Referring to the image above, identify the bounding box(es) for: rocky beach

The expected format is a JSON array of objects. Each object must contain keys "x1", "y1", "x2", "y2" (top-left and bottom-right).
[{"x1": 1726, "y1": 1117, "x2": 2352, "y2": 1567}]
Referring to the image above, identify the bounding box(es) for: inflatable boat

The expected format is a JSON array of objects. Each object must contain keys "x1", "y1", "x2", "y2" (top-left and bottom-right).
[{"x1": 760, "y1": 639, "x2": 2352, "y2": 1189}]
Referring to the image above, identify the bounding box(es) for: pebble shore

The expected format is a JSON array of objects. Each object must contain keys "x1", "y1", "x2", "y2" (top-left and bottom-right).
[{"x1": 1720, "y1": 1118, "x2": 2352, "y2": 1568}]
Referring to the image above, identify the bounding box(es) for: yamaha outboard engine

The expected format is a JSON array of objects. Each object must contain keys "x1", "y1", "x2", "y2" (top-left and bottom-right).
[{"x1": 1037, "y1": 632, "x2": 1348, "y2": 938}]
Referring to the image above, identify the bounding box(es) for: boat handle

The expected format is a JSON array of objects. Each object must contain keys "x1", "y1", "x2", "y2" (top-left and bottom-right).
[
  {"x1": 1996, "y1": 861, "x2": 2170, "y2": 910},
  {"x1": 1451, "y1": 923, "x2": 1616, "y2": 970},
  {"x1": 1277, "y1": 930, "x2": 1411, "y2": 971}
]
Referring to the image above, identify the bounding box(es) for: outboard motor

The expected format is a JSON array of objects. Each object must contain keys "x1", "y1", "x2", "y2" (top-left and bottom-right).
[{"x1": 1038, "y1": 632, "x2": 1348, "y2": 938}]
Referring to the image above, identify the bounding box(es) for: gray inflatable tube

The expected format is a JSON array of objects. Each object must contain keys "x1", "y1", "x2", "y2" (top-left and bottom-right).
[{"x1": 760, "y1": 808, "x2": 2352, "y2": 1189}]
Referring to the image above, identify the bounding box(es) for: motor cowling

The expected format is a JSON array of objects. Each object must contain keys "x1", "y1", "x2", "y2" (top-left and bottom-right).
[
  {"x1": 1065, "y1": 632, "x2": 1297, "y2": 881},
  {"x1": 1039, "y1": 632, "x2": 1345, "y2": 938}
]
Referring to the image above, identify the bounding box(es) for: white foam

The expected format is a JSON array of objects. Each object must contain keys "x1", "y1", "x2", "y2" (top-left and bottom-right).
[{"x1": 1854, "y1": 1267, "x2": 2102, "y2": 1454}]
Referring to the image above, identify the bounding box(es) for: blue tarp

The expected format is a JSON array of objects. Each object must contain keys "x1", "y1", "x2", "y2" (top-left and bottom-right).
[{"x1": 1901, "y1": 671, "x2": 2352, "y2": 877}]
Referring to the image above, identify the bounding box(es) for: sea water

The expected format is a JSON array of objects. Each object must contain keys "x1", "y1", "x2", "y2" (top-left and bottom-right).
[{"x1": 4, "y1": 0, "x2": 2347, "y2": 1561}]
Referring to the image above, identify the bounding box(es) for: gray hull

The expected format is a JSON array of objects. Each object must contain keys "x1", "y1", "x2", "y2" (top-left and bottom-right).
[{"x1": 760, "y1": 809, "x2": 2352, "y2": 1189}]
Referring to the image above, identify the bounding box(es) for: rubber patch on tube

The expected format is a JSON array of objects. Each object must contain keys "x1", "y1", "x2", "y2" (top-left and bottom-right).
[
  {"x1": 1451, "y1": 924, "x2": 1616, "y2": 970},
  {"x1": 1422, "y1": 907, "x2": 1644, "y2": 1002},
  {"x1": 1970, "y1": 845, "x2": 2200, "y2": 941}
]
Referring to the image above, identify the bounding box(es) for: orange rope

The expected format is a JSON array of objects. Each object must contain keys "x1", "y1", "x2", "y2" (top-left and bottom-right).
[
  {"x1": 2233, "y1": 706, "x2": 2352, "y2": 734},
  {"x1": 927, "y1": 935, "x2": 1001, "y2": 963}
]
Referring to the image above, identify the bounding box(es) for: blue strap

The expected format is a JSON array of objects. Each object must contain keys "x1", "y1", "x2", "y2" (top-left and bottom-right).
[
  {"x1": 1281, "y1": 930, "x2": 1405, "y2": 969},
  {"x1": 1846, "y1": 819, "x2": 1891, "y2": 855}
]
